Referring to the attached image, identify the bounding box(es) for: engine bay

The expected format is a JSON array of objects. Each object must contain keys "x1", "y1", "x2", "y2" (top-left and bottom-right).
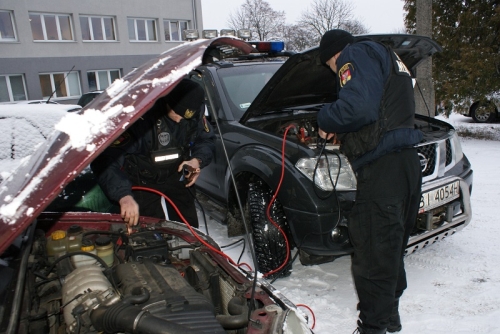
[
  {"x1": 2, "y1": 212, "x2": 310, "y2": 334},
  {"x1": 247, "y1": 110, "x2": 340, "y2": 151}
]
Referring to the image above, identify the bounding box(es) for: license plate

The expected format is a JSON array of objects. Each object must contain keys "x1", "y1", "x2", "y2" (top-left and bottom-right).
[{"x1": 419, "y1": 181, "x2": 460, "y2": 213}]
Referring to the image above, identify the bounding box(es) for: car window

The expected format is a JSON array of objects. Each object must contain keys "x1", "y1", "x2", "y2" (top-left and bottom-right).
[
  {"x1": 77, "y1": 92, "x2": 100, "y2": 107},
  {"x1": 217, "y1": 63, "x2": 281, "y2": 121}
]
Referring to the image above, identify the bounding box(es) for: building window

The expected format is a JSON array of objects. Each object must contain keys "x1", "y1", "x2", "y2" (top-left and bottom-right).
[
  {"x1": 29, "y1": 12, "x2": 73, "y2": 41},
  {"x1": 39, "y1": 72, "x2": 81, "y2": 99},
  {"x1": 0, "y1": 10, "x2": 17, "y2": 42},
  {"x1": 164, "y1": 20, "x2": 188, "y2": 41},
  {"x1": 87, "y1": 69, "x2": 120, "y2": 91},
  {"x1": 0, "y1": 75, "x2": 27, "y2": 102},
  {"x1": 128, "y1": 18, "x2": 157, "y2": 41},
  {"x1": 80, "y1": 15, "x2": 116, "y2": 41}
]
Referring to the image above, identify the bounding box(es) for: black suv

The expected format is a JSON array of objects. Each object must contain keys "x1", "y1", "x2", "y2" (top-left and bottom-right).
[
  {"x1": 77, "y1": 90, "x2": 103, "y2": 107},
  {"x1": 191, "y1": 35, "x2": 473, "y2": 277}
]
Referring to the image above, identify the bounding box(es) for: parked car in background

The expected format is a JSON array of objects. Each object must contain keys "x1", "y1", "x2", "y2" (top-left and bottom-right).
[
  {"x1": 465, "y1": 94, "x2": 499, "y2": 123},
  {"x1": 77, "y1": 90, "x2": 103, "y2": 107},
  {"x1": 0, "y1": 38, "x2": 312, "y2": 334},
  {"x1": 0, "y1": 103, "x2": 81, "y2": 117},
  {"x1": 0, "y1": 99, "x2": 59, "y2": 105}
]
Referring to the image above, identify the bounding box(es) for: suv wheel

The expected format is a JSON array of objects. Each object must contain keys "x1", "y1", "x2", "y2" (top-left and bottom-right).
[
  {"x1": 471, "y1": 101, "x2": 497, "y2": 123},
  {"x1": 247, "y1": 181, "x2": 292, "y2": 278}
]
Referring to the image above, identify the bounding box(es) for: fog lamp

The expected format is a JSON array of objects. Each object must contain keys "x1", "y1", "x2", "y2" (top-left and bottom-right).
[
  {"x1": 202, "y1": 30, "x2": 218, "y2": 39},
  {"x1": 183, "y1": 29, "x2": 199, "y2": 41},
  {"x1": 220, "y1": 29, "x2": 236, "y2": 36}
]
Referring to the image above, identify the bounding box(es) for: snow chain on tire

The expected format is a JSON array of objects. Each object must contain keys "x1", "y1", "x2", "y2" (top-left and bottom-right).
[{"x1": 247, "y1": 181, "x2": 292, "y2": 279}]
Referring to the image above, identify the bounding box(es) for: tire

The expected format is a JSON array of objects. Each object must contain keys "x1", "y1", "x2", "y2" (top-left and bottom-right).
[
  {"x1": 471, "y1": 101, "x2": 497, "y2": 123},
  {"x1": 247, "y1": 181, "x2": 292, "y2": 279}
]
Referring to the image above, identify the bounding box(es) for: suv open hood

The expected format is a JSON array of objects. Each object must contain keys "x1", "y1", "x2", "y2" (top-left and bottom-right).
[
  {"x1": 0, "y1": 37, "x2": 254, "y2": 255},
  {"x1": 241, "y1": 34, "x2": 442, "y2": 123}
]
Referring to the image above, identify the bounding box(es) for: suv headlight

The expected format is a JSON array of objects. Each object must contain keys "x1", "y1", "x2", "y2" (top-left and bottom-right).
[
  {"x1": 451, "y1": 131, "x2": 464, "y2": 162},
  {"x1": 296, "y1": 154, "x2": 357, "y2": 191}
]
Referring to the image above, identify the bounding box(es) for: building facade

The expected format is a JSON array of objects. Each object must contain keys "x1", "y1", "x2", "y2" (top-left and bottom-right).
[{"x1": 0, "y1": 0, "x2": 203, "y2": 104}]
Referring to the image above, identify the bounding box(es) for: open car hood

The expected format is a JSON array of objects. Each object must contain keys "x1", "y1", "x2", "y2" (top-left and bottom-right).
[
  {"x1": 241, "y1": 34, "x2": 442, "y2": 123},
  {"x1": 0, "y1": 37, "x2": 255, "y2": 255}
]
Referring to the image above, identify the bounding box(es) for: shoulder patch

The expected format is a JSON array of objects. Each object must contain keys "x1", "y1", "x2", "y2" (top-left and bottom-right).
[
  {"x1": 338, "y1": 63, "x2": 354, "y2": 87},
  {"x1": 111, "y1": 132, "x2": 131, "y2": 147},
  {"x1": 394, "y1": 53, "x2": 411, "y2": 76}
]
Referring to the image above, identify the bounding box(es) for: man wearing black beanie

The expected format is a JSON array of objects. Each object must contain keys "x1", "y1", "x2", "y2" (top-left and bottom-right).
[{"x1": 316, "y1": 30, "x2": 423, "y2": 334}]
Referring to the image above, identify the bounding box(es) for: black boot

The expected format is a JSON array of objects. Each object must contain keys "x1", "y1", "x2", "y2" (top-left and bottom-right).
[
  {"x1": 353, "y1": 320, "x2": 387, "y2": 334},
  {"x1": 387, "y1": 299, "x2": 402, "y2": 333}
]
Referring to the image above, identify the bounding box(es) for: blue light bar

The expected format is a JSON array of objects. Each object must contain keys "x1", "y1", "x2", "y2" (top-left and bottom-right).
[{"x1": 251, "y1": 41, "x2": 285, "y2": 53}]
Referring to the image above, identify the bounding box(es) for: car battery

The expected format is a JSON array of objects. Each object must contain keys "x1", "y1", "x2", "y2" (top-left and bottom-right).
[{"x1": 128, "y1": 230, "x2": 170, "y2": 262}]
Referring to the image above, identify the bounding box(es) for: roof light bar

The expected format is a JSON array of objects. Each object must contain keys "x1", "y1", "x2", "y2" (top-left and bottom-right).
[{"x1": 250, "y1": 41, "x2": 285, "y2": 53}]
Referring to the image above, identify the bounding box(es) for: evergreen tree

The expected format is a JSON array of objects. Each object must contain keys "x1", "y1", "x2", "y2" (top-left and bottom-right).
[{"x1": 404, "y1": 0, "x2": 500, "y2": 113}]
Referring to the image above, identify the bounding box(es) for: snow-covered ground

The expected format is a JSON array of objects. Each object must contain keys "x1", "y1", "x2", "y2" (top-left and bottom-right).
[{"x1": 203, "y1": 113, "x2": 500, "y2": 333}]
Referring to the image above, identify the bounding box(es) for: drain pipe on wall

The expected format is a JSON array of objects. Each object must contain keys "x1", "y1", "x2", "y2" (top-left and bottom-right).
[{"x1": 192, "y1": 0, "x2": 198, "y2": 30}]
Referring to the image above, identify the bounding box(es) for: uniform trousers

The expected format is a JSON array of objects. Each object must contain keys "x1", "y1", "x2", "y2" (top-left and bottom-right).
[{"x1": 349, "y1": 148, "x2": 422, "y2": 330}]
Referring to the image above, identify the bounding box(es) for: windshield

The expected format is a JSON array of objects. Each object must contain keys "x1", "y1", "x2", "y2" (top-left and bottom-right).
[{"x1": 217, "y1": 63, "x2": 282, "y2": 121}]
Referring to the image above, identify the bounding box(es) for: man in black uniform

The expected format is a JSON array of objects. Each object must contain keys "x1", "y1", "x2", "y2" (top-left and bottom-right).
[
  {"x1": 91, "y1": 79, "x2": 215, "y2": 229},
  {"x1": 316, "y1": 30, "x2": 423, "y2": 333}
]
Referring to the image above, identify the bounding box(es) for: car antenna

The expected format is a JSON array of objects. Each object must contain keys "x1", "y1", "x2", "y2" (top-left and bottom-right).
[
  {"x1": 46, "y1": 65, "x2": 75, "y2": 104},
  {"x1": 201, "y1": 77, "x2": 261, "y2": 315}
]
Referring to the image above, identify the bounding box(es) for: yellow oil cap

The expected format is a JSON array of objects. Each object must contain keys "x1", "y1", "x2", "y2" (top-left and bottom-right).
[
  {"x1": 51, "y1": 230, "x2": 66, "y2": 241},
  {"x1": 81, "y1": 244, "x2": 95, "y2": 252},
  {"x1": 80, "y1": 238, "x2": 95, "y2": 252}
]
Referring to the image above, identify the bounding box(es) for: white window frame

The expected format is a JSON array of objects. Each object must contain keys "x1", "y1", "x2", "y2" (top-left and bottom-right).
[
  {"x1": 163, "y1": 19, "x2": 189, "y2": 41},
  {"x1": 128, "y1": 17, "x2": 157, "y2": 42},
  {"x1": 39, "y1": 71, "x2": 81, "y2": 99},
  {"x1": 80, "y1": 15, "x2": 116, "y2": 41},
  {"x1": 29, "y1": 12, "x2": 74, "y2": 42},
  {"x1": 0, "y1": 74, "x2": 27, "y2": 102},
  {"x1": 0, "y1": 10, "x2": 18, "y2": 42},
  {"x1": 87, "y1": 69, "x2": 121, "y2": 90}
]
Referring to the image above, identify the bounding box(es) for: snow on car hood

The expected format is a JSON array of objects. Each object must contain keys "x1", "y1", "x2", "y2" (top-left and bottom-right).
[
  {"x1": 242, "y1": 34, "x2": 442, "y2": 123},
  {"x1": 0, "y1": 37, "x2": 255, "y2": 255}
]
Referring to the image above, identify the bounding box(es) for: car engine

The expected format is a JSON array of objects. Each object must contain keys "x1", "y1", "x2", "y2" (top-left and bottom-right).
[{"x1": 14, "y1": 216, "x2": 311, "y2": 334}]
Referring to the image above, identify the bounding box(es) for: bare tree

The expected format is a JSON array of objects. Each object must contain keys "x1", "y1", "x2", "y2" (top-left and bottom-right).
[
  {"x1": 227, "y1": 7, "x2": 251, "y2": 32},
  {"x1": 227, "y1": 0, "x2": 286, "y2": 41},
  {"x1": 281, "y1": 24, "x2": 318, "y2": 51},
  {"x1": 342, "y1": 19, "x2": 369, "y2": 35},
  {"x1": 299, "y1": 0, "x2": 368, "y2": 38}
]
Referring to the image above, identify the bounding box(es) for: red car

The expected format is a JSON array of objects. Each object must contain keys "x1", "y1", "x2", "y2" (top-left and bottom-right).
[{"x1": 0, "y1": 37, "x2": 312, "y2": 334}]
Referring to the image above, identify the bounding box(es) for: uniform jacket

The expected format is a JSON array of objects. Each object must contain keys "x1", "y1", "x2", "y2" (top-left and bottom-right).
[
  {"x1": 317, "y1": 39, "x2": 422, "y2": 171},
  {"x1": 91, "y1": 97, "x2": 215, "y2": 203}
]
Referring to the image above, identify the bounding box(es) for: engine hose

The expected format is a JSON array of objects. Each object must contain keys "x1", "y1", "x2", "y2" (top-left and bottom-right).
[
  {"x1": 122, "y1": 287, "x2": 150, "y2": 305},
  {"x1": 90, "y1": 301, "x2": 199, "y2": 334},
  {"x1": 215, "y1": 296, "x2": 249, "y2": 330}
]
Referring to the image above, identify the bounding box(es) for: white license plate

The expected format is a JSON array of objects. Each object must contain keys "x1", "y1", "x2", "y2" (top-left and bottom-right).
[{"x1": 419, "y1": 181, "x2": 460, "y2": 213}]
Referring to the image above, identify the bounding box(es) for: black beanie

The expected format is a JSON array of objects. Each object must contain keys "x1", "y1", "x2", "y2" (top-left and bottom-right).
[
  {"x1": 166, "y1": 79, "x2": 204, "y2": 120},
  {"x1": 319, "y1": 29, "x2": 354, "y2": 64}
]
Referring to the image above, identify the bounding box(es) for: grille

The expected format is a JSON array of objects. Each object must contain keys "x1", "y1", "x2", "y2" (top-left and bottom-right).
[
  {"x1": 445, "y1": 139, "x2": 452, "y2": 166},
  {"x1": 417, "y1": 143, "x2": 436, "y2": 177}
]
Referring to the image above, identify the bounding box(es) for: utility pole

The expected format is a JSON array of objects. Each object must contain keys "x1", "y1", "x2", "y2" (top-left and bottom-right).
[{"x1": 415, "y1": 0, "x2": 435, "y2": 117}]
